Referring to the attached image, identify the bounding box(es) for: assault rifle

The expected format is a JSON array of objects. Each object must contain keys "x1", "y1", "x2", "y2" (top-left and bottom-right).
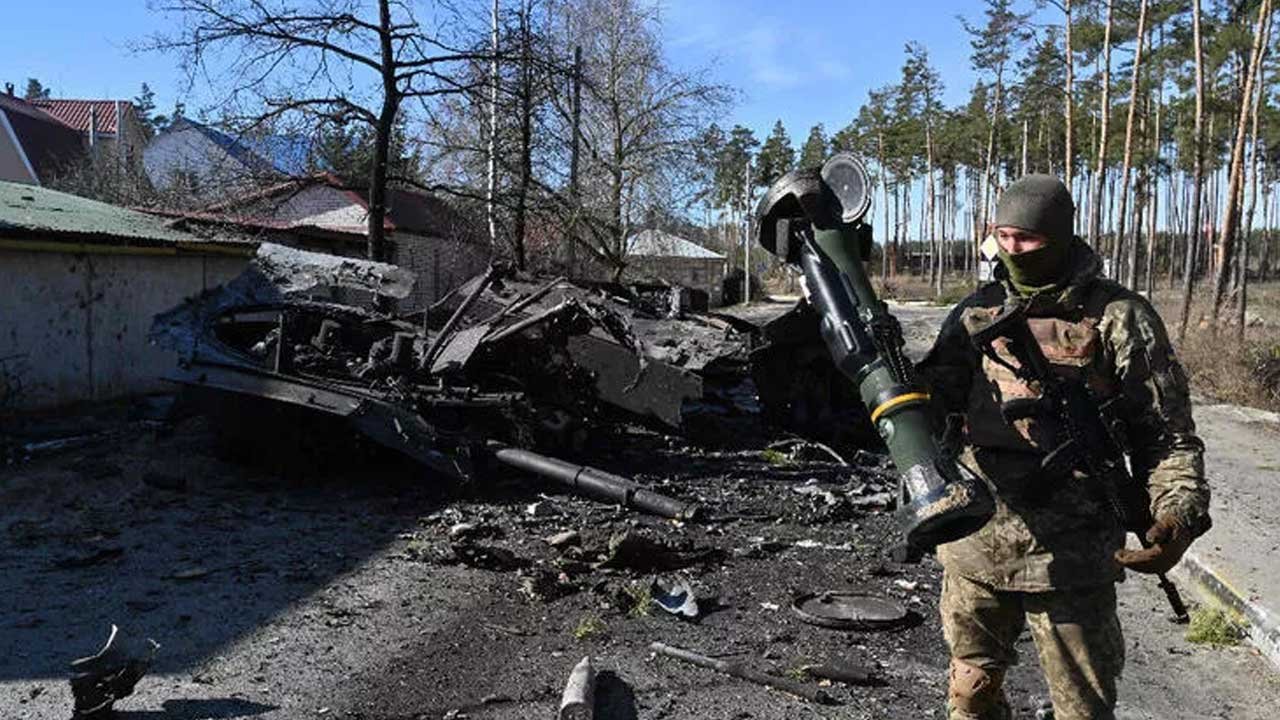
[{"x1": 966, "y1": 299, "x2": 1190, "y2": 623}]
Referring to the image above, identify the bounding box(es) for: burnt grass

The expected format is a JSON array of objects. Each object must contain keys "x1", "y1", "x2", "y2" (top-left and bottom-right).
[{"x1": 0, "y1": 408, "x2": 1060, "y2": 720}]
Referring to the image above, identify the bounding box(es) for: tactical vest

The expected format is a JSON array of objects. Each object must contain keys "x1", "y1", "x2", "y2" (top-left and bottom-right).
[{"x1": 959, "y1": 281, "x2": 1121, "y2": 455}]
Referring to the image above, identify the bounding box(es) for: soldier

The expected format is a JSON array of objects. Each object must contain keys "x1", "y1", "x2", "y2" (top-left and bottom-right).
[{"x1": 916, "y1": 174, "x2": 1211, "y2": 720}]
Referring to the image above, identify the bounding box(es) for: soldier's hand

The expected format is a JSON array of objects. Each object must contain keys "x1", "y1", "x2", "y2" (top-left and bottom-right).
[{"x1": 1113, "y1": 516, "x2": 1194, "y2": 575}]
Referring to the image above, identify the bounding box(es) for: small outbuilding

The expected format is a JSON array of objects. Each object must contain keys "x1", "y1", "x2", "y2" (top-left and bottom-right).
[
  {"x1": 624, "y1": 229, "x2": 726, "y2": 307},
  {"x1": 0, "y1": 181, "x2": 256, "y2": 411},
  {"x1": 195, "y1": 174, "x2": 490, "y2": 310}
]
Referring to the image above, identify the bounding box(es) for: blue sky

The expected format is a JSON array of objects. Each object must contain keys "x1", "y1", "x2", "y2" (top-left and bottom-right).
[
  {"x1": 0, "y1": 1, "x2": 1046, "y2": 145},
  {"x1": 658, "y1": 0, "x2": 1005, "y2": 142}
]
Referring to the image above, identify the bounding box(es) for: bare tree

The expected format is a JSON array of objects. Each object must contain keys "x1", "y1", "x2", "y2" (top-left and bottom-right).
[
  {"x1": 150, "y1": 0, "x2": 489, "y2": 262},
  {"x1": 545, "y1": 0, "x2": 730, "y2": 275}
]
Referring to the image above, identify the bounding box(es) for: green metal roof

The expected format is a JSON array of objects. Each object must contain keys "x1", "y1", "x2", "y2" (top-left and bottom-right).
[{"x1": 0, "y1": 180, "x2": 253, "y2": 247}]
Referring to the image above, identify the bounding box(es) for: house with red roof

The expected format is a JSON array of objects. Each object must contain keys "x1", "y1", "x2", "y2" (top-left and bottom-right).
[
  {"x1": 29, "y1": 96, "x2": 149, "y2": 177},
  {"x1": 0, "y1": 90, "x2": 85, "y2": 185}
]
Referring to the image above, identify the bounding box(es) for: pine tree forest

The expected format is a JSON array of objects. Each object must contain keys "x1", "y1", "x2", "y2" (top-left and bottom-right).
[
  {"x1": 679, "y1": 0, "x2": 1278, "y2": 383},
  {"x1": 149, "y1": 0, "x2": 1280, "y2": 400}
]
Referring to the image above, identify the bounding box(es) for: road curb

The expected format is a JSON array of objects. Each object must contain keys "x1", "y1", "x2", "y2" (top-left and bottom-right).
[{"x1": 1175, "y1": 550, "x2": 1280, "y2": 672}]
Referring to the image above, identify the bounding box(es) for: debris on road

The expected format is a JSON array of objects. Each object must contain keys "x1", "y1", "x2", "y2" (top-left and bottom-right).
[
  {"x1": 801, "y1": 660, "x2": 881, "y2": 687},
  {"x1": 545, "y1": 530, "x2": 581, "y2": 549},
  {"x1": 69, "y1": 625, "x2": 159, "y2": 718},
  {"x1": 650, "y1": 578, "x2": 702, "y2": 619},
  {"x1": 147, "y1": 242, "x2": 896, "y2": 522},
  {"x1": 558, "y1": 655, "x2": 596, "y2": 720},
  {"x1": 595, "y1": 530, "x2": 718, "y2": 572},
  {"x1": 649, "y1": 641, "x2": 834, "y2": 705},
  {"x1": 790, "y1": 591, "x2": 909, "y2": 631}
]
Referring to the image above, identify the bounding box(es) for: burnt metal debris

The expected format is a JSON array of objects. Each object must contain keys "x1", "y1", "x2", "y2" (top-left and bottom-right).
[
  {"x1": 790, "y1": 591, "x2": 908, "y2": 631},
  {"x1": 649, "y1": 641, "x2": 835, "y2": 705},
  {"x1": 69, "y1": 625, "x2": 159, "y2": 718},
  {"x1": 150, "y1": 242, "x2": 867, "y2": 514}
]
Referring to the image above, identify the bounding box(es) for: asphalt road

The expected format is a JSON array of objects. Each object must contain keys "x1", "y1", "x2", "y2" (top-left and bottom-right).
[{"x1": 1, "y1": 299, "x2": 1277, "y2": 719}]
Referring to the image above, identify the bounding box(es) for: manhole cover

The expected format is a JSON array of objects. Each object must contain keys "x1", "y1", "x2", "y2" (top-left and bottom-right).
[{"x1": 791, "y1": 591, "x2": 908, "y2": 630}]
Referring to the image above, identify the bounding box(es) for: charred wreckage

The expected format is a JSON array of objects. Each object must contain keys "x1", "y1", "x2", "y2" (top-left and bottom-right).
[
  {"x1": 148, "y1": 243, "x2": 870, "y2": 520},
  {"x1": 151, "y1": 153, "x2": 995, "y2": 564}
]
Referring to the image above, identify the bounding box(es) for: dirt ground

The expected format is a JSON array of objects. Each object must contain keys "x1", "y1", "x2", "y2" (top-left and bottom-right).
[{"x1": 2, "y1": 301, "x2": 1279, "y2": 719}]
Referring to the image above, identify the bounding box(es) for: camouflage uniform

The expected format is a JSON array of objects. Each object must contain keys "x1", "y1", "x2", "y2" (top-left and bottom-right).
[{"x1": 917, "y1": 238, "x2": 1210, "y2": 720}]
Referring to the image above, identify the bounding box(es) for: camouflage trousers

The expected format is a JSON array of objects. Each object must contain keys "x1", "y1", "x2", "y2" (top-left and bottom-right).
[{"x1": 940, "y1": 572, "x2": 1125, "y2": 720}]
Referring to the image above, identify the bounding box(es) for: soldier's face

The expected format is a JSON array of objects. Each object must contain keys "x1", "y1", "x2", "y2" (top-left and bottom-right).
[{"x1": 995, "y1": 227, "x2": 1049, "y2": 254}]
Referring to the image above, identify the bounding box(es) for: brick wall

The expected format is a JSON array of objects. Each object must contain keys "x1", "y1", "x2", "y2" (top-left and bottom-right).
[
  {"x1": 623, "y1": 256, "x2": 726, "y2": 307},
  {"x1": 390, "y1": 232, "x2": 492, "y2": 311}
]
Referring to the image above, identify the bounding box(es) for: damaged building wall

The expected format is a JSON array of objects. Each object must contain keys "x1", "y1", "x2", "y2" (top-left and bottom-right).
[
  {"x1": 208, "y1": 184, "x2": 491, "y2": 312},
  {"x1": 0, "y1": 245, "x2": 248, "y2": 410},
  {"x1": 623, "y1": 256, "x2": 726, "y2": 307},
  {"x1": 390, "y1": 232, "x2": 491, "y2": 309}
]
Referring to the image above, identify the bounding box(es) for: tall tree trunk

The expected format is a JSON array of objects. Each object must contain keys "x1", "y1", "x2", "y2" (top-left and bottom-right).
[
  {"x1": 893, "y1": 178, "x2": 902, "y2": 278},
  {"x1": 978, "y1": 74, "x2": 1004, "y2": 277},
  {"x1": 567, "y1": 45, "x2": 582, "y2": 277},
  {"x1": 1021, "y1": 117, "x2": 1029, "y2": 176},
  {"x1": 879, "y1": 132, "x2": 889, "y2": 281},
  {"x1": 927, "y1": 125, "x2": 939, "y2": 296},
  {"x1": 1261, "y1": 184, "x2": 1273, "y2": 282},
  {"x1": 512, "y1": 0, "x2": 534, "y2": 271},
  {"x1": 1238, "y1": 12, "x2": 1271, "y2": 338},
  {"x1": 1064, "y1": 0, "x2": 1075, "y2": 189},
  {"x1": 1146, "y1": 62, "x2": 1161, "y2": 296},
  {"x1": 487, "y1": 0, "x2": 499, "y2": 250},
  {"x1": 1113, "y1": 0, "x2": 1148, "y2": 287},
  {"x1": 1210, "y1": 0, "x2": 1270, "y2": 326},
  {"x1": 1178, "y1": 0, "x2": 1207, "y2": 341},
  {"x1": 368, "y1": 0, "x2": 398, "y2": 266},
  {"x1": 1088, "y1": 0, "x2": 1115, "y2": 250}
]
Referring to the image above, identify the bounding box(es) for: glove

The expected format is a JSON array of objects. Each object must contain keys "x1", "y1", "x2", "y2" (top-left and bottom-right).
[{"x1": 1113, "y1": 515, "x2": 1194, "y2": 575}]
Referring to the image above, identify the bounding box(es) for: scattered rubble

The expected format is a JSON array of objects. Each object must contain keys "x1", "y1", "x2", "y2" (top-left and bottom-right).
[
  {"x1": 800, "y1": 660, "x2": 881, "y2": 687},
  {"x1": 68, "y1": 625, "x2": 159, "y2": 718},
  {"x1": 650, "y1": 641, "x2": 834, "y2": 705},
  {"x1": 558, "y1": 656, "x2": 596, "y2": 720},
  {"x1": 790, "y1": 591, "x2": 909, "y2": 631},
  {"x1": 650, "y1": 578, "x2": 702, "y2": 620},
  {"x1": 148, "y1": 243, "x2": 881, "y2": 520}
]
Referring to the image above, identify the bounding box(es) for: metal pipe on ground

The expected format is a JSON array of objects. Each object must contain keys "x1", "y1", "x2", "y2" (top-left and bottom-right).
[
  {"x1": 487, "y1": 442, "x2": 698, "y2": 520},
  {"x1": 649, "y1": 642, "x2": 834, "y2": 705}
]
